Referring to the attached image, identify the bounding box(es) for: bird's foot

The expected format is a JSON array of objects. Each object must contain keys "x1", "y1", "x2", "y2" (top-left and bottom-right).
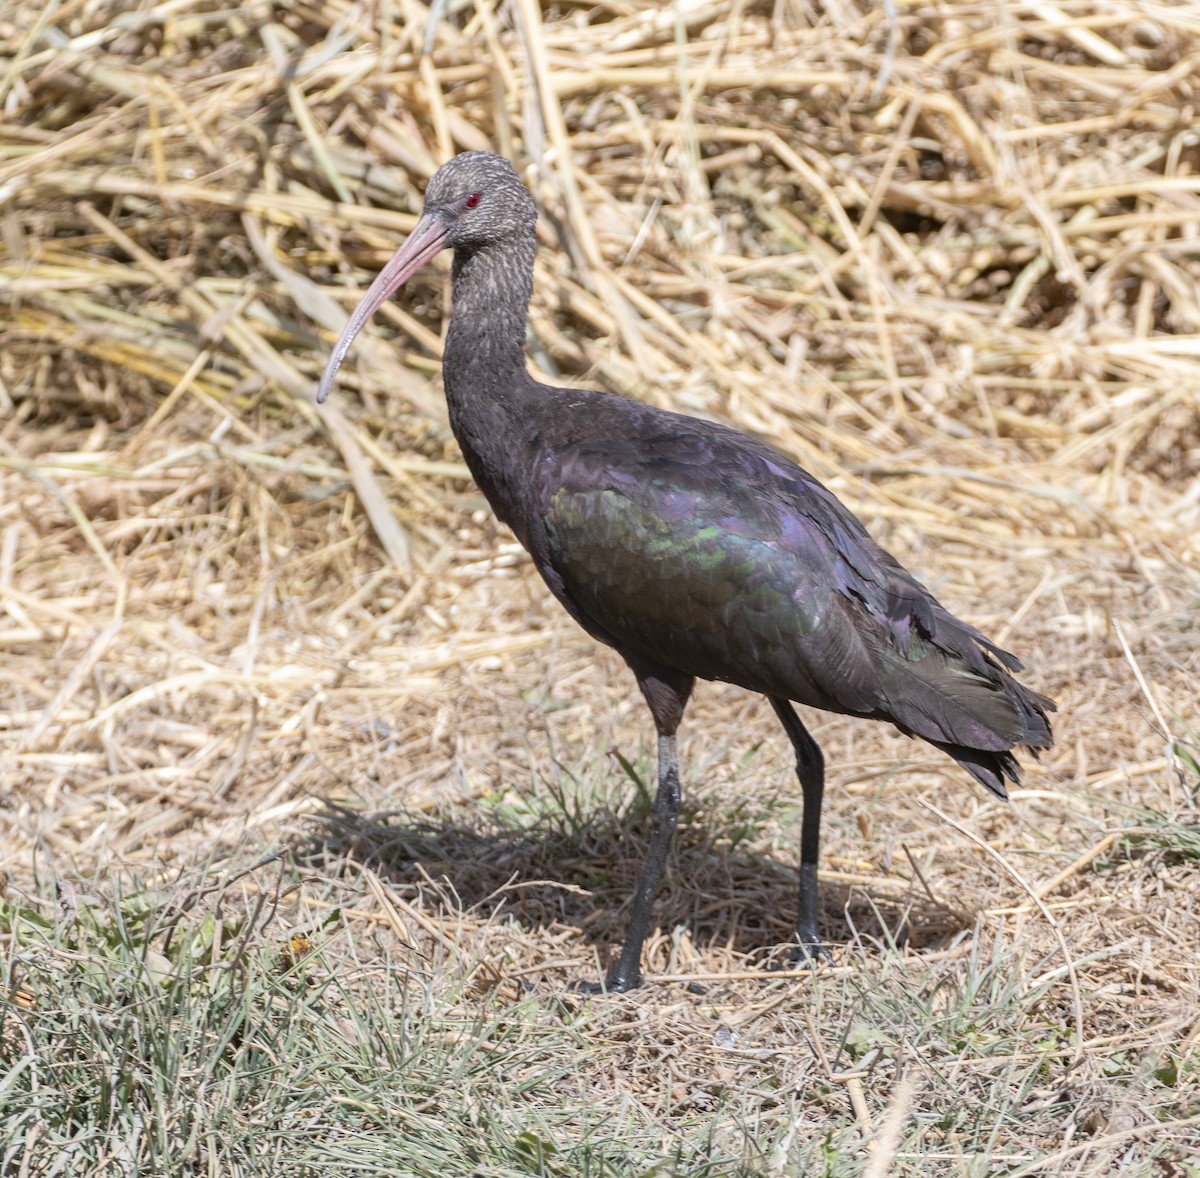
[
  {"x1": 573, "y1": 968, "x2": 642, "y2": 995},
  {"x1": 787, "y1": 930, "x2": 834, "y2": 969}
]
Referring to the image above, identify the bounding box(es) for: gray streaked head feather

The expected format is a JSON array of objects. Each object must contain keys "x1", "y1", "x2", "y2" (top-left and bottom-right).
[{"x1": 424, "y1": 151, "x2": 537, "y2": 250}]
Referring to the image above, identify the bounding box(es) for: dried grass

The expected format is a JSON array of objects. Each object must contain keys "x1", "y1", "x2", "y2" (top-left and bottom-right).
[{"x1": 2, "y1": 0, "x2": 1199, "y2": 1170}]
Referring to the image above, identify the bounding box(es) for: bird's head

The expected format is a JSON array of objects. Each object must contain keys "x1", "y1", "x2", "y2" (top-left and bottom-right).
[
  {"x1": 317, "y1": 150, "x2": 535, "y2": 403},
  {"x1": 423, "y1": 150, "x2": 537, "y2": 249}
]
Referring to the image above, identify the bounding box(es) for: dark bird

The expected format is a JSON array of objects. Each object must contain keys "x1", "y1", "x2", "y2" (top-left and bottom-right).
[{"x1": 317, "y1": 151, "x2": 1055, "y2": 992}]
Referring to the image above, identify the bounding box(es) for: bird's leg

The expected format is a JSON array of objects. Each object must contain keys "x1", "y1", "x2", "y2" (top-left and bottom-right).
[
  {"x1": 770, "y1": 697, "x2": 834, "y2": 964},
  {"x1": 599, "y1": 733, "x2": 682, "y2": 992},
  {"x1": 579, "y1": 664, "x2": 693, "y2": 994}
]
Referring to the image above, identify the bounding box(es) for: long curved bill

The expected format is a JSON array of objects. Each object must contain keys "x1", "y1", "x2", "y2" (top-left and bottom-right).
[{"x1": 317, "y1": 212, "x2": 448, "y2": 404}]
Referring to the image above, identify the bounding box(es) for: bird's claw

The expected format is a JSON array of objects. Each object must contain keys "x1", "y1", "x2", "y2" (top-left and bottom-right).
[
  {"x1": 573, "y1": 971, "x2": 642, "y2": 995},
  {"x1": 788, "y1": 937, "x2": 835, "y2": 969}
]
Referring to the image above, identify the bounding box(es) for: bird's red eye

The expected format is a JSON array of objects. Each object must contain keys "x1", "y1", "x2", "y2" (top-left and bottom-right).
[{"x1": 465, "y1": 193, "x2": 481, "y2": 209}]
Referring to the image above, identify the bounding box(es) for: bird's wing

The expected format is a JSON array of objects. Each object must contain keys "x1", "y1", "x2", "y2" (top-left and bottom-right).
[{"x1": 539, "y1": 425, "x2": 1047, "y2": 747}]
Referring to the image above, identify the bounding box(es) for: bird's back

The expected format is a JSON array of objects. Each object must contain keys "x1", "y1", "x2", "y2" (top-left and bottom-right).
[{"x1": 512, "y1": 385, "x2": 1053, "y2": 794}]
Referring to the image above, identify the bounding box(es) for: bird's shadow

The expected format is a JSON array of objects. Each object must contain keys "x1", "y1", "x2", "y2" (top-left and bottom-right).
[{"x1": 302, "y1": 788, "x2": 969, "y2": 972}]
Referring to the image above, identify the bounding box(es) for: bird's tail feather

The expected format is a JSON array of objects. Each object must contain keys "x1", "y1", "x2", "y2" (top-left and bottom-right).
[
  {"x1": 928, "y1": 740, "x2": 1024, "y2": 799},
  {"x1": 878, "y1": 642, "x2": 1055, "y2": 793}
]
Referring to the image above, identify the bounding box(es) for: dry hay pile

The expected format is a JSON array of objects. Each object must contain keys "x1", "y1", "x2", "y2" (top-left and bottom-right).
[{"x1": 2, "y1": 0, "x2": 1199, "y2": 1160}]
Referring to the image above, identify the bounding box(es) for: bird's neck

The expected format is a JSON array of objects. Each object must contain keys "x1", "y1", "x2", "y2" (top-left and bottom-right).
[
  {"x1": 444, "y1": 238, "x2": 535, "y2": 400},
  {"x1": 442, "y1": 236, "x2": 543, "y2": 530}
]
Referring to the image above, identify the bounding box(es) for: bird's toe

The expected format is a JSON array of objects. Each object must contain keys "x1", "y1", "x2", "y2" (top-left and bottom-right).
[
  {"x1": 573, "y1": 971, "x2": 643, "y2": 995},
  {"x1": 788, "y1": 939, "x2": 835, "y2": 969}
]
